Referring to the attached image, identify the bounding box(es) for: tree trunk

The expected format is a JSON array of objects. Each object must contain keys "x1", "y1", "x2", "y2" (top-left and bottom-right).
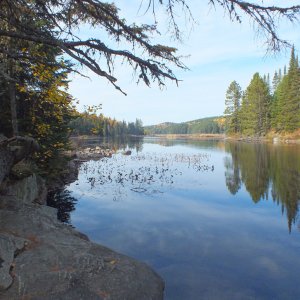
[{"x1": 9, "y1": 58, "x2": 18, "y2": 136}]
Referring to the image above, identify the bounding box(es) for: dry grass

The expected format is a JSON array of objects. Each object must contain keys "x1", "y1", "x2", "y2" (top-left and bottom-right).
[{"x1": 266, "y1": 129, "x2": 300, "y2": 143}]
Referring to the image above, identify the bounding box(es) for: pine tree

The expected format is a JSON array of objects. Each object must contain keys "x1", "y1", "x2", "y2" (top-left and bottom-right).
[
  {"x1": 224, "y1": 81, "x2": 242, "y2": 134},
  {"x1": 240, "y1": 73, "x2": 271, "y2": 136},
  {"x1": 282, "y1": 47, "x2": 300, "y2": 131},
  {"x1": 272, "y1": 75, "x2": 289, "y2": 130},
  {"x1": 272, "y1": 71, "x2": 281, "y2": 94},
  {"x1": 273, "y1": 47, "x2": 300, "y2": 131}
]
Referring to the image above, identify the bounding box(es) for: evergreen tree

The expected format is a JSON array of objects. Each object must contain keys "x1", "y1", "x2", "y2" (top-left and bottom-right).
[
  {"x1": 226, "y1": 48, "x2": 299, "y2": 135},
  {"x1": 263, "y1": 73, "x2": 271, "y2": 91},
  {"x1": 0, "y1": 43, "x2": 76, "y2": 173},
  {"x1": 224, "y1": 81, "x2": 242, "y2": 134},
  {"x1": 69, "y1": 113, "x2": 145, "y2": 137},
  {"x1": 273, "y1": 47, "x2": 300, "y2": 131},
  {"x1": 283, "y1": 47, "x2": 300, "y2": 131},
  {"x1": 240, "y1": 73, "x2": 271, "y2": 136},
  {"x1": 272, "y1": 71, "x2": 281, "y2": 94}
]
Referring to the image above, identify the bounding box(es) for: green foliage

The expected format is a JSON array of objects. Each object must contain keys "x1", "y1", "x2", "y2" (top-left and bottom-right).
[
  {"x1": 271, "y1": 75, "x2": 289, "y2": 130},
  {"x1": 281, "y1": 47, "x2": 300, "y2": 131},
  {"x1": 225, "y1": 47, "x2": 299, "y2": 136},
  {"x1": 0, "y1": 4, "x2": 79, "y2": 180},
  {"x1": 271, "y1": 46, "x2": 300, "y2": 132},
  {"x1": 272, "y1": 71, "x2": 281, "y2": 94},
  {"x1": 224, "y1": 81, "x2": 242, "y2": 134},
  {"x1": 69, "y1": 113, "x2": 144, "y2": 137},
  {"x1": 240, "y1": 73, "x2": 271, "y2": 136},
  {"x1": 0, "y1": 43, "x2": 76, "y2": 175},
  {"x1": 144, "y1": 117, "x2": 224, "y2": 135}
]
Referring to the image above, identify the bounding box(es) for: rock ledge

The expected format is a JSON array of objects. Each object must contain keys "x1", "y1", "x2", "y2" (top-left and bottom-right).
[{"x1": 0, "y1": 175, "x2": 164, "y2": 300}]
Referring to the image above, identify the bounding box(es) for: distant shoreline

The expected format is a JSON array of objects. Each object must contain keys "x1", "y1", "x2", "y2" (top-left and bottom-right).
[
  {"x1": 145, "y1": 134, "x2": 225, "y2": 140},
  {"x1": 69, "y1": 132, "x2": 300, "y2": 144},
  {"x1": 145, "y1": 133, "x2": 300, "y2": 144}
]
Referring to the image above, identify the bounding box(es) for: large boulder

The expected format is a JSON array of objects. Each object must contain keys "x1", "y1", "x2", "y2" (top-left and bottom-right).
[
  {"x1": 0, "y1": 135, "x2": 39, "y2": 186},
  {"x1": 5, "y1": 173, "x2": 47, "y2": 205},
  {"x1": 0, "y1": 177, "x2": 164, "y2": 300}
]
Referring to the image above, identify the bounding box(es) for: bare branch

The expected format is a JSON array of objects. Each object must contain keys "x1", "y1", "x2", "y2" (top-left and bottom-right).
[
  {"x1": 1, "y1": 0, "x2": 299, "y2": 95},
  {"x1": 209, "y1": 0, "x2": 300, "y2": 51}
]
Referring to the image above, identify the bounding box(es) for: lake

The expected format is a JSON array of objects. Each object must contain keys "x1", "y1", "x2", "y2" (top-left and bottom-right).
[{"x1": 52, "y1": 138, "x2": 300, "y2": 299}]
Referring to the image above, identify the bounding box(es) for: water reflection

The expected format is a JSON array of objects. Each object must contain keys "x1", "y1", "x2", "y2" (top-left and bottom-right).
[
  {"x1": 47, "y1": 189, "x2": 77, "y2": 223},
  {"x1": 144, "y1": 137, "x2": 224, "y2": 150},
  {"x1": 79, "y1": 152, "x2": 213, "y2": 201},
  {"x1": 72, "y1": 136, "x2": 144, "y2": 153},
  {"x1": 224, "y1": 142, "x2": 300, "y2": 231},
  {"x1": 51, "y1": 139, "x2": 300, "y2": 299}
]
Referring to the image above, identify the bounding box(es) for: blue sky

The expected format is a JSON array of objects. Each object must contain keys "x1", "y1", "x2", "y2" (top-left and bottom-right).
[{"x1": 68, "y1": 1, "x2": 300, "y2": 126}]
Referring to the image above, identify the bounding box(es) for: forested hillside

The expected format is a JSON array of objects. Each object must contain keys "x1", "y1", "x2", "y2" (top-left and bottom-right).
[
  {"x1": 70, "y1": 111, "x2": 144, "y2": 137},
  {"x1": 224, "y1": 47, "x2": 300, "y2": 137},
  {"x1": 144, "y1": 117, "x2": 225, "y2": 135}
]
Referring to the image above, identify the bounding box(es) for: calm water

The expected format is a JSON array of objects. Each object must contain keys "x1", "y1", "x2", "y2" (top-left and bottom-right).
[{"x1": 60, "y1": 138, "x2": 300, "y2": 299}]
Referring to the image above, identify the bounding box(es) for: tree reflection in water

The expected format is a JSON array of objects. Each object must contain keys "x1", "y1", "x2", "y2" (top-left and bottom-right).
[
  {"x1": 47, "y1": 189, "x2": 77, "y2": 223},
  {"x1": 72, "y1": 136, "x2": 144, "y2": 154},
  {"x1": 224, "y1": 142, "x2": 300, "y2": 231}
]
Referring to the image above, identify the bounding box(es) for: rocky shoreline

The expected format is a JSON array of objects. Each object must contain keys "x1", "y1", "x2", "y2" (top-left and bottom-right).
[
  {"x1": 0, "y1": 149, "x2": 164, "y2": 299},
  {"x1": 74, "y1": 146, "x2": 115, "y2": 160}
]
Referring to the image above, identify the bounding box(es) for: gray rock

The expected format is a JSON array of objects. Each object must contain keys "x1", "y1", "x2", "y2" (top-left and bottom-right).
[
  {"x1": 0, "y1": 136, "x2": 40, "y2": 186},
  {"x1": 0, "y1": 177, "x2": 164, "y2": 299},
  {"x1": 6, "y1": 174, "x2": 37, "y2": 203},
  {"x1": 0, "y1": 235, "x2": 15, "y2": 290},
  {"x1": 5, "y1": 174, "x2": 47, "y2": 205},
  {"x1": 0, "y1": 234, "x2": 28, "y2": 291}
]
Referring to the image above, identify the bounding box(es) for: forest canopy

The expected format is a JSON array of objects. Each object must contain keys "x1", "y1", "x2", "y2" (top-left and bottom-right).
[{"x1": 224, "y1": 47, "x2": 300, "y2": 136}]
